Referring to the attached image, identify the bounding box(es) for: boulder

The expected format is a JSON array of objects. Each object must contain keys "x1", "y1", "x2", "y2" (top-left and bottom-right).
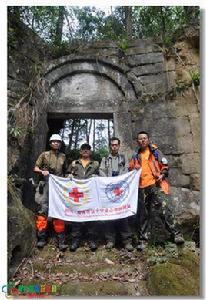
[{"x1": 8, "y1": 178, "x2": 36, "y2": 278}]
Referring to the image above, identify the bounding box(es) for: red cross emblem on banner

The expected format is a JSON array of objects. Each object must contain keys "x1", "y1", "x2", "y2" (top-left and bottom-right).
[
  {"x1": 113, "y1": 187, "x2": 123, "y2": 196},
  {"x1": 69, "y1": 188, "x2": 84, "y2": 203}
]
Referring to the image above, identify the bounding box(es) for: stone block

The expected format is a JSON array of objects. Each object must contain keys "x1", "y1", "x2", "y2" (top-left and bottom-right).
[
  {"x1": 168, "y1": 91, "x2": 199, "y2": 117},
  {"x1": 127, "y1": 52, "x2": 164, "y2": 66},
  {"x1": 166, "y1": 70, "x2": 176, "y2": 90},
  {"x1": 190, "y1": 174, "x2": 200, "y2": 191},
  {"x1": 128, "y1": 37, "x2": 162, "y2": 47},
  {"x1": 114, "y1": 111, "x2": 133, "y2": 148},
  {"x1": 142, "y1": 82, "x2": 168, "y2": 94},
  {"x1": 166, "y1": 155, "x2": 183, "y2": 168},
  {"x1": 148, "y1": 117, "x2": 190, "y2": 138},
  {"x1": 176, "y1": 134, "x2": 194, "y2": 154},
  {"x1": 151, "y1": 134, "x2": 194, "y2": 155},
  {"x1": 169, "y1": 187, "x2": 200, "y2": 220},
  {"x1": 8, "y1": 79, "x2": 28, "y2": 93},
  {"x1": 165, "y1": 58, "x2": 176, "y2": 71},
  {"x1": 189, "y1": 115, "x2": 200, "y2": 153},
  {"x1": 169, "y1": 168, "x2": 190, "y2": 188},
  {"x1": 126, "y1": 46, "x2": 151, "y2": 55},
  {"x1": 182, "y1": 154, "x2": 200, "y2": 174},
  {"x1": 173, "y1": 117, "x2": 191, "y2": 137},
  {"x1": 138, "y1": 73, "x2": 167, "y2": 85},
  {"x1": 131, "y1": 63, "x2": 165, "y2": 77}
]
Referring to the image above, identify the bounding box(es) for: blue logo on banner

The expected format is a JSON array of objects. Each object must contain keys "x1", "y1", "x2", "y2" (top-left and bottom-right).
[{"x1": 105, "y1": 180, "x2": 129, "y2": 203}]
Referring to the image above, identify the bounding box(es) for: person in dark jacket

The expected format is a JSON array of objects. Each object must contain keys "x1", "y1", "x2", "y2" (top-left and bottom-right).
[{"x1": 66, "y1": 143, "x2": 99, "y2": 252}]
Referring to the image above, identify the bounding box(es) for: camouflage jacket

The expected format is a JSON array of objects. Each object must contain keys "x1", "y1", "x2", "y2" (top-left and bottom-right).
[{"x1": 35, "y1": 150, "x2": 66, "y2": 177}]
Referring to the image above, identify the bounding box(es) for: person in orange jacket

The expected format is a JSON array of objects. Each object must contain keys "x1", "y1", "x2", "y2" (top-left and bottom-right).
[{"x1": 129, "y1": 131, "x2": 184, "y2": 250}]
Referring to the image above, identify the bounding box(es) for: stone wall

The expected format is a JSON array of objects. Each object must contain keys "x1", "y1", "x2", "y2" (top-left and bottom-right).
[
  {"x1": 44, "y1": 31, "x2": 199, "y2": 234},
  {"x1": 8, "y1": 15, "x2": 51, "y2": 275}
]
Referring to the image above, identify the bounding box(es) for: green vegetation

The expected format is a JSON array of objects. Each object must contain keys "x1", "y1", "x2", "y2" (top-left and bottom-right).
[
  {"x1": 8, "y1": 126, "x2": 24, "y2": 139},
  {"x1": 190, "y1": 69, "x2": 200, "y2": 86},
  {"x1": 92, "y1": 147, "x2": 109, "y2": 162},
  {"x1": 8, "y1": 6, "x2": 200, "y2": 47}
]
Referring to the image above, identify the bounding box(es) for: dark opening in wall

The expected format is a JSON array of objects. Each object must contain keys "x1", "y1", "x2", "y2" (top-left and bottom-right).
[{"x1": 47, "y1": 112, "x2": 114, "y2": 162}]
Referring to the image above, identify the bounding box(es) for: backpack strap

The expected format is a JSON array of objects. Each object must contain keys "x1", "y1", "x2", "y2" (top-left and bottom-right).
[
  {"x1": 132, "y1": 152, "x2": 138, "y2": 160},
  {"x1": 93, "y1": 161, "x2": 99, "y2": 168},
  {"x1": 118, "y1": 154, "x2": 125, "y2": 166},
  {"x1": 71, "y1": 160, "x2": 77, "y2": 168}
]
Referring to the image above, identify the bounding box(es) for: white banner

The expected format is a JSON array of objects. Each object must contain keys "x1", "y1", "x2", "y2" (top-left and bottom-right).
[{"x1": 48, "y1": 170, "x2": 141, "y2": 222}]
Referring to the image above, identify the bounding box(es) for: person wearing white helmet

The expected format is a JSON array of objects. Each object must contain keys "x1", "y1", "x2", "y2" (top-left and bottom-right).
[{"x1": 34, "y1": 133, "x2": 68, "y2": 251}]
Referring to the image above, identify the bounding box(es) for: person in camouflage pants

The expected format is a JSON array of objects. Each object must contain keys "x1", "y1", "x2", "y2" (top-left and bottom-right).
[{"x1": 129, "y1": 131, "x2": 184, "y2": 250}]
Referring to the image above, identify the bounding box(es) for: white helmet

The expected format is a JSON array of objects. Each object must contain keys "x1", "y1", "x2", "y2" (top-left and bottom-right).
[{"x1": 49, "y1": 134, "x2": 62, "y2": 142}]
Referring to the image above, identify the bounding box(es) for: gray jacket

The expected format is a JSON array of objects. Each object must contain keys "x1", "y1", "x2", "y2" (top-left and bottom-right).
[{"x1": 99, "y1": 153, "x2": 129, "y2": 177}]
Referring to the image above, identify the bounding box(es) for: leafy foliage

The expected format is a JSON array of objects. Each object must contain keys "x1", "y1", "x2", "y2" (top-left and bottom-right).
[
  {"x1": 92, "y1": 147, "x2": 109, "y2": 162},
  {"x1": 133, "y1": 6, "x2": 199, "y2": 40},
  {"x1": 8, "y1": 126, "x2": 24, "y2": 139},
  {"x1": 8, "y1": 6, "x2": 200, "y2": 46},
  {"x1": 190, "y1": 69, "x2": 200, "y2": 86}
]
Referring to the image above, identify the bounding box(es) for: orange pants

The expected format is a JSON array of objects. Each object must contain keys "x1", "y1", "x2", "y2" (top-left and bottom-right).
[{"x1": 36, "y1": 215, "x2": 65, "y2": 234}]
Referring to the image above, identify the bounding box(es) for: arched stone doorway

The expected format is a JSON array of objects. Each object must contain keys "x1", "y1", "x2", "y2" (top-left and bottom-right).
[{"x1": 44, "y1": 57, "x2": 138, "y2": 151}]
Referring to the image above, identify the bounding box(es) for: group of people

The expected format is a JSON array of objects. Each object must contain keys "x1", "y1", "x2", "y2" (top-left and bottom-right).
[{"x1": 34, "y1": 131, "x2": 184, "y2": 252}]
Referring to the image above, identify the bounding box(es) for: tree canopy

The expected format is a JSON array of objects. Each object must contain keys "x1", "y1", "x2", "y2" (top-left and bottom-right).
[{"x1": 8, "y1": 6, "x2": 200, "y2": 46}]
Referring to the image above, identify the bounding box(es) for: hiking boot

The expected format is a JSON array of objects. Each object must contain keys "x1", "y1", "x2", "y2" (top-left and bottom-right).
[
  {"x1": 124, "y1": 242, "x2": 134, "y2": 252},
  {"x1": 37, "y1": 231, "x2": 47, "y2": 248},
  {"x1": 70, "y1": 239, "x2": 80, "y2": 252},
  {"x1": 136, "y1": 240, "x2": 147, "y2": 251},
  {"x1": 37, "y1": 238, "x2": 47, "y2": 248},
  {"x1": 57, "y1": 233, "x2": 68, "y2": 251},
  {"x1": 105, "y1": 241, "x2": 115, "y2": 250},
  {"x1": 174, "y1": 233, "x2": 185, "y2": 245},
  {"x1": 89, "y1": 241, "x2": 97, "y2": 252}
]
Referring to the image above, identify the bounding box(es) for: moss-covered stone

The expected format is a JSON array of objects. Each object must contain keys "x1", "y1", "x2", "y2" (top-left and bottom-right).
[
  {"x1": 147, "y1": 250, "x2": 199, "y2": 296},
  {"x1": 59, "y1": 281, "x2": 131, "y2": 296}
]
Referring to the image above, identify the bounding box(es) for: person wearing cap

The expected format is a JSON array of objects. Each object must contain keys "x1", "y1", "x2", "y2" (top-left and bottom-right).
[
  {"x1": 66, "y1": 143, "x2": 99, "y2": 252},
  {"x1": 99, "y1": 137, "x2": 134, "y2": 251},
  {"x1": 34, "y1": 133, "x2": 68, "y2": 251}
]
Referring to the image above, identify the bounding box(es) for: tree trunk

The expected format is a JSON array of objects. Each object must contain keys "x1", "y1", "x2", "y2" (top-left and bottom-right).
[
  {"x1": 108, "y1": 119, "x2": 111, "y2": 145},
  {"x1": 74, "y1": 119, "x2": 80, "y2": 149},
  {"x1": 55, "y1": 6, "x2": 65, "y2": 44},
  {"x1": 93, "y1": 119, "x2": 96, "y2": 151},
  {"x1": 160, "y1": 6, "x2": 166, "y2": 41},
  {"x1": 64, "y1": 9, "x2": 74, "y2": 40},
  {"x1": 124, "y1": 6, "x2": 133, "y2": 39},
  {"x1": 68, "y1": 119, "x2": 75, "y2": 150},
  {"x1": 87, "y1": 119, "x2": 92, "y2": 144},
  {"x1": 85, "y1": 119, "x2": 90, "y2": 143}
]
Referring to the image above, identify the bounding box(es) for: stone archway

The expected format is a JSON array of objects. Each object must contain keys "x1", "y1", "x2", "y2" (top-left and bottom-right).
[{"x1": 44, "y1": 56, "x2": 138, "y2": 151}]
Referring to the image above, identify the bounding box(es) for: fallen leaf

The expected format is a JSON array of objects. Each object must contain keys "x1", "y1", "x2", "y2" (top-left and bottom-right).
[
  {"x1": 112, "y1": 276, "x2": 121, "y2": 280},
  {"x1": 104, "y1": 258, "x2": 115, "y2": 265},
  {"x1": 14, "y1": 280, "x2": 21, "y2": 287},
  {"x1": 128, "y1": 278, "x2": 136, "y2": 283}
]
